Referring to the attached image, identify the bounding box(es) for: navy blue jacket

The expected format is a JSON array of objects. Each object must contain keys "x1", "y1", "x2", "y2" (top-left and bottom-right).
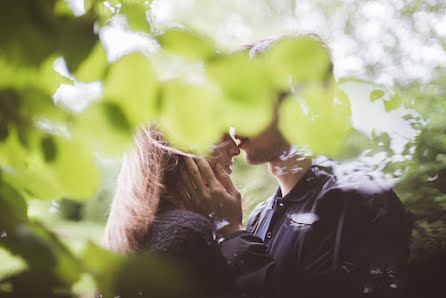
[{"x1": 221, "y1": 163, "x2": 411, "y2": 298}]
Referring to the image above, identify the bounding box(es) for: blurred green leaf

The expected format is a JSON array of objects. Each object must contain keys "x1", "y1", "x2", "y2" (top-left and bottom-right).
[
  {"x1": 80, "y1": 242, "x2": 123, "y2": 298},
  {"x1": 0, "y1": 128, "x2": 100, "y2": 200},
  {"x1": 370, "y1": 89, "x2": 385, "y2": 102},
  {"x1": 0, "y1": 221, "x2": 82, "y2": 295},
  {"x1": 74, "y1": 42, "x2": 108, "y2": 82},
  {"x1": 0, "y1": 247, "x2": 27, "y2": 281},
  {"x1": 104, "y1": 52, "x2": 159, "y2": 127},
  {"x1": 158, "y1": 29, "x2": 216, "y2": 61},
  {"x1": 103, "y1": 102, "x2": 132, "y2": 132},
  {"x1": 121, "y1": 1, "x2": 150, "y2": 33},
  {"x1": 0, "y1": 56, "x2": 73, "y2": 96},
  {"x1": 207, "y1": 52, "x2": 275, "y2": 136},
  {"x1": 58, "y1": 15, "x2": 98, "y2": 73},
  {"x1": 159, "y1": 80, "x2": 225, "y2": 151},
  {"x1": 85, "y1": 0, "x2": 120, "y2": 26},
  {"x1": 384, "y1": 93, "x2": 402, "y2": 112},
  {"x1": 336, "y1": 128, "x2": 372, "y2": 161},
  {"x1": 41, "y1": 135, "x2": 58, "y2": 163},
  {"x1": 54, "y1": 0, "x2": 76, "y2": 16},
  {"x1": 279, "y1": 84, "x2": 351, "y2": 156},
  {"x1": 48, "y1": 137, "x2": 101, "y2": 200},
  {"x1": 72, "y1": 102, "x2": 133, "y2": 155},
  {"x1": 262, "y1": 36, "x2": 332, "y2": 90},
  {"x1": 0, "y1": 180, "x2": 28, "y2": 221},
  {"x1": 0, "y1": 0, "x2": 98, "y2": 73}
]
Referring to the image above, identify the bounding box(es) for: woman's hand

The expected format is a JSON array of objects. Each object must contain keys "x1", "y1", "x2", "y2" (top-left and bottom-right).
[{"x1": 175, "y1": 156, "x2": 243, "y2": 237}]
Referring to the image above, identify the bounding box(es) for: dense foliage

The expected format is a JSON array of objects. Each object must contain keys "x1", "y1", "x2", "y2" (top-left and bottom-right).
[{"x1": 1, "y1": 0, "x2": 445, "y2": 297}]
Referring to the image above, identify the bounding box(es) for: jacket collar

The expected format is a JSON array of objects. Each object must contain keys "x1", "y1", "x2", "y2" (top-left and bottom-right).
[{"x1": 275, "y1": 165, "x2": 334, "y2": 202}]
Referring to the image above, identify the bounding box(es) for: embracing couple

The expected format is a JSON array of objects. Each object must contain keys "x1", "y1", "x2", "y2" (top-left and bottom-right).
[{"x1": 103, "y1": 35, "x2": 410, "y2": 298}]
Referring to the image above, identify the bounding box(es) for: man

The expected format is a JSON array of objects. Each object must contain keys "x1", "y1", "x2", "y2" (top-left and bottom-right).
[{"x1": 177, "y1": 35, "x2": 410, "y2": 298}]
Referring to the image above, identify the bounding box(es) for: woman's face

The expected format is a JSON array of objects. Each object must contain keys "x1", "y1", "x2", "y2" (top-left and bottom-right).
[{"x1": 207, "y1": 134, "x2": 240, "y2": 175}]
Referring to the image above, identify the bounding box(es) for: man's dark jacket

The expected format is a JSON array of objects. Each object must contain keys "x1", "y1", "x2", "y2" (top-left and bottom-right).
[{"x1": 220, "y1": 162, "x2": 411, "y2": 298}]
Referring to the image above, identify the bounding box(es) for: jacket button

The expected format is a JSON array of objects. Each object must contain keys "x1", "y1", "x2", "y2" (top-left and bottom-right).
[
  {"x1": 278, "y1": 202, "x2": 284, "y2": 207},
  {"x1": 266, "y1": 232, "x2": 272, "y2": 239}
]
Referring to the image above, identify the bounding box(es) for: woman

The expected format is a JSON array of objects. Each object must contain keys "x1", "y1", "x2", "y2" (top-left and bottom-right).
[{"x1": 103, "y1": 123, "x2": 241, "y2": 296}]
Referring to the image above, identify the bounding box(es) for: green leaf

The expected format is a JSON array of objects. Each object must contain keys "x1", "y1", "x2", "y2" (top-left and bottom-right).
[
  {"x1": 383, "y1": 93, "x2": 402, "y2": 112},
  {"x1": 207, "y1": 52, "x2": 275, "y2": 136},
  {"x1": 0, "y1": 56, "x2": 73, "y2": 96},
  {"x1": 158, "y1": 80, "x2": 225, "y2": 151},
  {"x1": 40, "y1": 135, "x2": 58, "y2": 163},
  {"x1": 262, "y1": 36, "x2": 332, "y2": 90},
  {"x1": 80, "y1": 242, "x2": 123, "y2": 298},
  {"x1": 104, "y1": 52, "x2": 159, "y2": 127},
  {"x1": 158, "y1": 29, "x2": 216, "y2": 61},
  {"x1": 72, "y1": 102, "x2": 133, "y2": 155},
  {"x1": 74, "y1": 42, "x2": 108, "y2": 82},
  {"x1": 336, "y1": 129, "x2": 373, "y2": 161},
  {"x1": 0, "y1": 180, "x2": 28, "y2": 221},
  {"x1": 58, "y1": 13, "x2": 98, "y2": 73},
  {"x1": 0, "y1": 247, "x2": 27, "y2": 281},
  {"x1": 370, "y1": 89, "x2": 385, "y2": 102},
  {"x1": 48, "y1": 137, "x2": 101, "y2": 199},
  {"x1": 85, "y1": 0, "x2": 120, "y2": 26},
  {"x1": 121, "y1": 2, "x2": 150, "y2": 33},
  {"x1": 0, "y1": 164, "x2": 64, "y2": 201},
  {"x1": 0, "y1": 221, "x2": 82, "y2": 289},
  {"x1": 54, "y1": 0, "x2": 76, "y2": 17},
  {"x1": 103, "y1": 102, "x2": 132, "y2": 132},
  {"x1": 0, "y1": 128, "x2": 100, "y2": 200},
  {"x1": 278, "y1": 84, "x2": 351, "y2": 156}
]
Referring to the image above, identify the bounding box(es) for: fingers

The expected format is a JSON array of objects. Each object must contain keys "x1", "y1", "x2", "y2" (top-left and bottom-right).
[
  {"x1": 175, "y1": 181, "x2": 194, "y2": 211},
  {"x1": 194, "y1": 156, "x2": 218, "y2": 188},
  {"x1": 179, "y1": 164, "x2": 196, "y2": 198},
  {"x1": 182, "y1": 156, "x2": 205, "y2": 189},
  {"x1": 215, "y1": 163, "x2": 237, "y2": 195}
]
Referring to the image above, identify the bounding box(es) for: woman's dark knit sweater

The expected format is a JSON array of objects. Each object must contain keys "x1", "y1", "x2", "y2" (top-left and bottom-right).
[{"x1": 145, "y1": 199, "x2": 234, "y2": 296}]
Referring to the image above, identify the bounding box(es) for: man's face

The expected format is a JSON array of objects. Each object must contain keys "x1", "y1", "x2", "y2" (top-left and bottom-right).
[{"x1": 235, "y1": 114, "x2": 289, "y2": 165}]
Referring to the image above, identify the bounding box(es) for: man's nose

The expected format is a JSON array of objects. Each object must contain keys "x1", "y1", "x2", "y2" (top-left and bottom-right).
[{"x1": 228, "y1": 141, "x2": 241, "y2": 157}]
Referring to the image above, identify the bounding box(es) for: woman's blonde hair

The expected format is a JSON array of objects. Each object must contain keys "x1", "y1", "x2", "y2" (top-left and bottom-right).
[{"x1": 103, "y1": 123, "x2": 184, "y2": 253}]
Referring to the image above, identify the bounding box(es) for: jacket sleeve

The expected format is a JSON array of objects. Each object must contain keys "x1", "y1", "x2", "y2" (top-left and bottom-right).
[
  {"x1": 220, "y1": 230, "x2": 276, "y2": 297},
  {"x1": 348, "y1": 189, "x2": 410, "y2": 298},
  {"x1": 318, "y1": 187, "x2": 411, "y2": 298}
]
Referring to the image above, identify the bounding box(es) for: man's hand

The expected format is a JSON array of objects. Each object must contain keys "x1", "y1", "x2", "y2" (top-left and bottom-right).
[{"x1": 175, "y1": 156, "x2": 243, "y2": 237}]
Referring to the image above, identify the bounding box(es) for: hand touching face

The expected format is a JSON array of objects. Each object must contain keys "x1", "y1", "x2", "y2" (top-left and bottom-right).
[
  {"x1": 176, "y1": 156, "x2": 243, "y2": 237},
  {"x1": 172, "y1": 135, "x2": 242, "y2": 237}
]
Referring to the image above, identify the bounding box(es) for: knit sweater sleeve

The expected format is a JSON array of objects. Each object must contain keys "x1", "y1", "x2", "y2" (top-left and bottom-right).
[{"x1": 145, "y1": 209, "x2": 234, "y2": 295}]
